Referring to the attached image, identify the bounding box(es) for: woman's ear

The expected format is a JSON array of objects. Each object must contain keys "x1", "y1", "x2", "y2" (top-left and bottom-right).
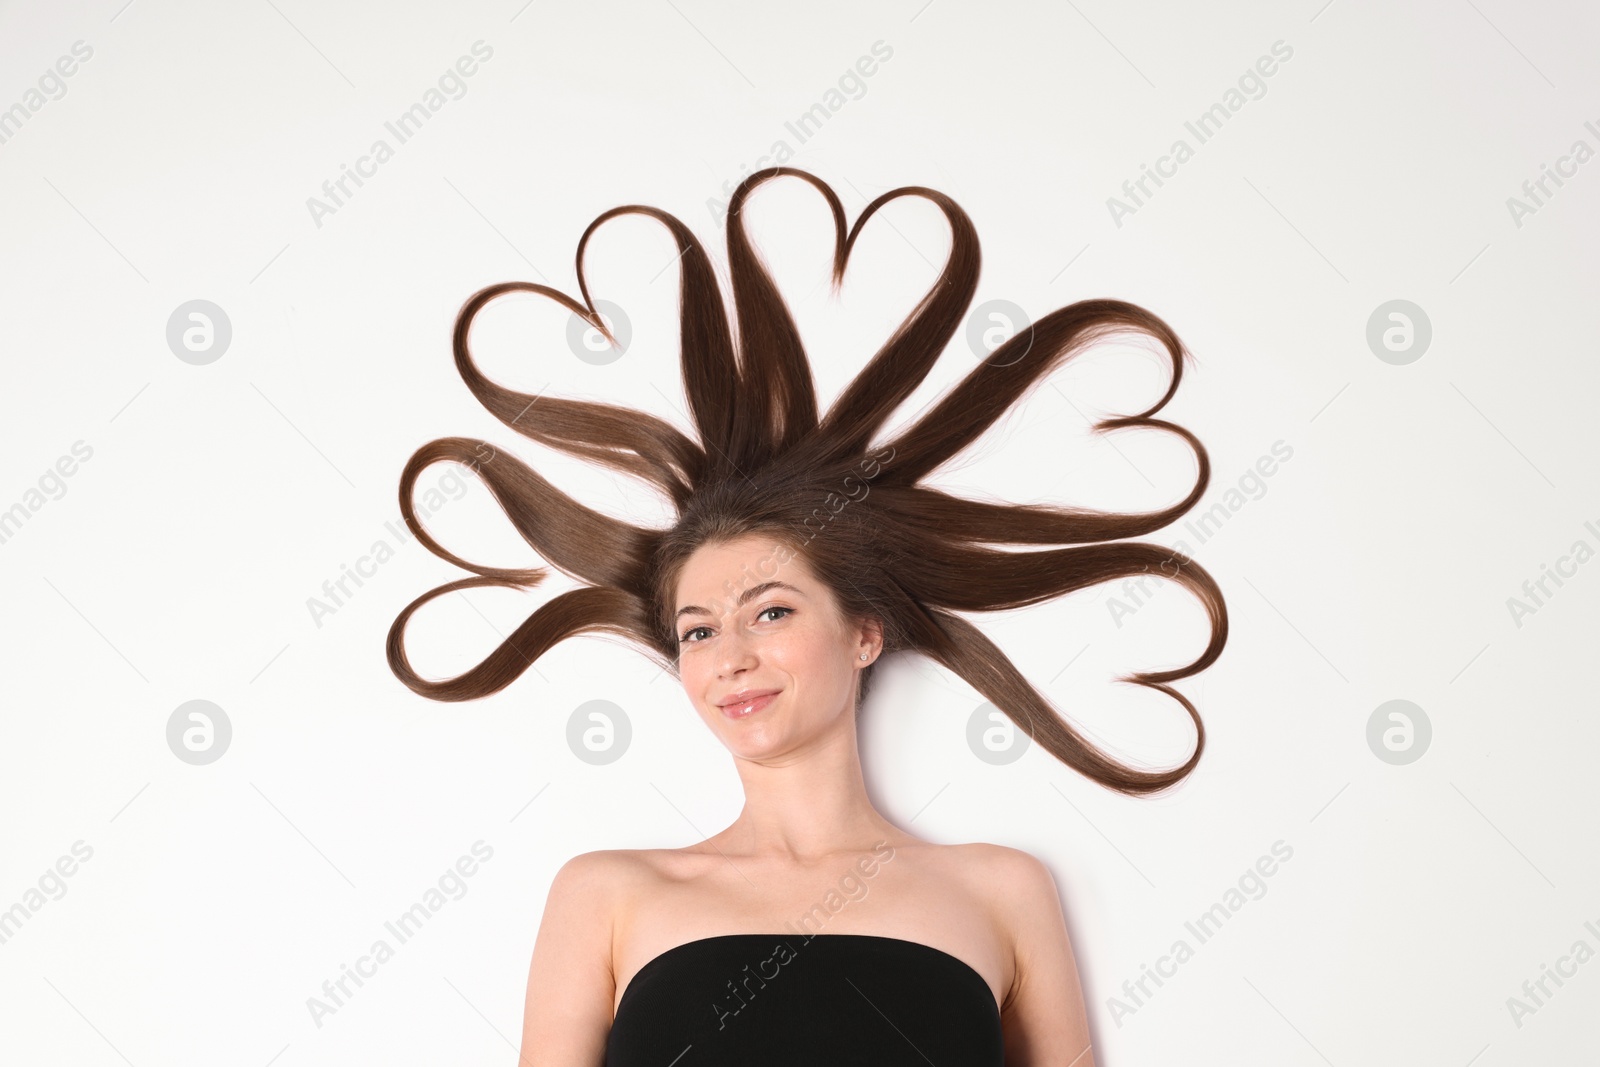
[{"x1": 857, "y1": 615, "x2": 885, "y2": 663}]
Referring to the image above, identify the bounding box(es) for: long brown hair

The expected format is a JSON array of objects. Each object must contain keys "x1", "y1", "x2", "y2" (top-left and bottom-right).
[{"x1": 386, "y1": 167, "x2": 1227, "y2": 797}]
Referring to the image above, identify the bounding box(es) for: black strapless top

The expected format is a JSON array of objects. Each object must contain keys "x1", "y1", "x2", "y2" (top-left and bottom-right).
[{"x1": 604, "y1": 933, "x2": 1004, "y2": 1065}]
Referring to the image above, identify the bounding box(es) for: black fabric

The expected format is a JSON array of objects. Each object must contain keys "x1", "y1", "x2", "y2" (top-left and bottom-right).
[{"x1": 604, "y1": 933, "x2": 1004, "y2": 1066}]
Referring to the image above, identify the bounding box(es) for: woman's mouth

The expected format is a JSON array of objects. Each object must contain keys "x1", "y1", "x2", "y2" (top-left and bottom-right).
[{"x1": 721, "y1": 692, "x2": 778, "y2": 719}]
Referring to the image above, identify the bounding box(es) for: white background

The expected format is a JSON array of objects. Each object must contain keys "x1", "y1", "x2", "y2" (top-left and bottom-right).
[{"x1": 1, "y1": 0, "x2": 1596, "y2": 1063}]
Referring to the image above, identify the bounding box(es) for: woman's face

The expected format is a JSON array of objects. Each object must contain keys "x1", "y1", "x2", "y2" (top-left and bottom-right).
[{"x1": 673, "y1": 535, "x2": 879, "y2": 758}]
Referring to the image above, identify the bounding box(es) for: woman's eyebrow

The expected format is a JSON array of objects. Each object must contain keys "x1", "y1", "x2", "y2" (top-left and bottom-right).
[{"x1": 675, "y1": 580, "x2": 805, "y2": 621}]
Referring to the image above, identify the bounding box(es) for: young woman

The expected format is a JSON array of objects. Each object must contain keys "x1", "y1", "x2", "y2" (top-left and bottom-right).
[{"x1": 387, "y1": 168, "x2": 1228, "y2": 1065}]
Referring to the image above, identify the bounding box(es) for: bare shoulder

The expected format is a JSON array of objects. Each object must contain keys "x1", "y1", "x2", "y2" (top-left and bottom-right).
[
  {"x1": 518, "y1": 849, "x2": 649, "y2": 1064},
  {"x1": 952, "y1": 844, "x2": 1094, "y2": 1067},
  {"x1": 942, "y1": 842, "x2": 1062, "y2": 919},
  {"x1": 539, "y1": 848, "x2": 646, "y2": 933},
  {"x1": 553, "y1": 846, "x2": 652, "y2": 890},
  {"x1": 543, "y1": 848, "x2": 668, "y2": 959},
  {"x1": 947, "y1": 840, "x2": 1051, "y2": 878}
]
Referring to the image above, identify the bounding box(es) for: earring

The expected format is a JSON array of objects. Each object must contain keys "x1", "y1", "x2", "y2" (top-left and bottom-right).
[{"x1": 859, "y1": 653, "x2": 868, "y2": 661}]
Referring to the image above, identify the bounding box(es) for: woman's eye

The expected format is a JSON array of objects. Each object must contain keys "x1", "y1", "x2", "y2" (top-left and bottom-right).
[{"x1": 678, "y1": 606, "x2": 792, "y2": 645}]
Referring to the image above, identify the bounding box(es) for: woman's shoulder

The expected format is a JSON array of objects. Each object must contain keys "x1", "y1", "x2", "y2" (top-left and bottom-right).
[
  {"x1": 553, "y1": 847, "x2": 660, "y2": 886},
  {"x1": 966, "y1": 841, "x2": 1063, "y2": 896},
  {"x1": 931, "y1": 842, "x2": 1067, "y2": 931},
  {"x1": 923, "y1": 839, "x2": 1054, "y2": 880},
  {"x1": 554, "y1": 846, "x2": 703, "y2": 899}
]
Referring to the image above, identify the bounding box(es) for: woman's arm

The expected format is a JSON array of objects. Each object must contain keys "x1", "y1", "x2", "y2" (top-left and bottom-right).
[
  {"x1": 518, "y1": 851, "x2": 621, "y2": 1066},
  {"x1": 996, "y1": 849, "x2": 1096, "y2": 1067}
]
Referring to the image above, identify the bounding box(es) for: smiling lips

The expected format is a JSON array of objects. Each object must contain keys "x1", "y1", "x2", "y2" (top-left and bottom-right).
[{"x1": 717, "y1": 689, "x2": 780, "y2": 719}]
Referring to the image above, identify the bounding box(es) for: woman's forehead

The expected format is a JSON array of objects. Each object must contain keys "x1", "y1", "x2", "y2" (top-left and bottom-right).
[{"x1": 675, "y1": 540, "x2": 818, "y2": 612}]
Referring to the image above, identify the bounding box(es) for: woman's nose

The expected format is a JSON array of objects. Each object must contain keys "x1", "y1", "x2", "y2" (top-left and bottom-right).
[{"x1": 716, "y1": 628, "x2": 758, "y2": 676}]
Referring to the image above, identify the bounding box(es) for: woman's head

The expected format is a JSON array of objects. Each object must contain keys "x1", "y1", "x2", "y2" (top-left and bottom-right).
[
  {"x1": 669, "y1": 531, "x2": 882, "y2": 758},
  {"x1": 387, "y1": 166, "x2": 1228, "y2": 797},
  {"x1": 645, "y1": 440, "x2": 906, "y2": 713}
]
